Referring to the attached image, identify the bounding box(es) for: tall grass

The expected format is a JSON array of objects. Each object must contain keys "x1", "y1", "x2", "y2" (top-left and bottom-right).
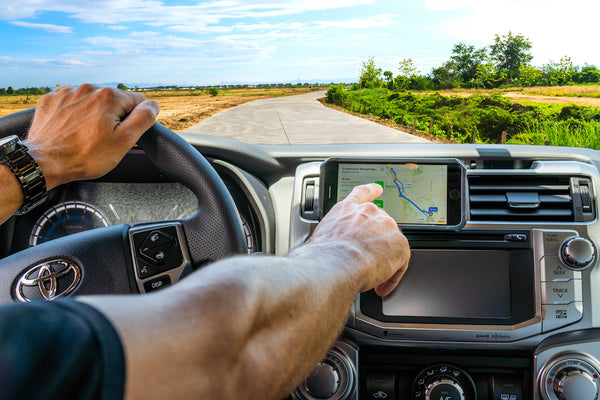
[
  {"x1": 521, "y1": 85, "x2": 600, "y2": 98},
  {"x1": 508, "y1": 120, "x2": 600, "y2": 148}
]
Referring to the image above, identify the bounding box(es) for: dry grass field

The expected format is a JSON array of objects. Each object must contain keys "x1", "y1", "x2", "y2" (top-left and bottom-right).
[
  {"x1": 0, "y1": 87, "x2": 322, "y2": 131},
  {"x1": 431, "y1": 86, "x2": 600, "y2": 107}
]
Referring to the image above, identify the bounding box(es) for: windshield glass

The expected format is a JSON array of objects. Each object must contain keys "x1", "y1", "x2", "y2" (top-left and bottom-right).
[{"x1": 1, "y1": 1, "x2": 598, "y2": 148}]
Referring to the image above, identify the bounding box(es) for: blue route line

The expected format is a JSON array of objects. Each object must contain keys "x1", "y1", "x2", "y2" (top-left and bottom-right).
[{"x1": 389, "y1": 167, "x2": 431, "y2": 217}]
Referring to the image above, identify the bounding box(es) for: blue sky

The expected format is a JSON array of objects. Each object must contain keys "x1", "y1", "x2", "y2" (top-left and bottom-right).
[{"x1": 1, "y1": 0, "x2": 599, "y2": 88}]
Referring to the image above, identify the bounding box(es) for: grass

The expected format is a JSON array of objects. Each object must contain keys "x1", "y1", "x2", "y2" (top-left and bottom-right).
[
  {"x1": 519, "y1": 85, "x2": 600, "y2": 98},
  {"x1": 326, "y1": 85, "x2": 600, "y2": 149},
  {"x1": 508, "y1": 120, "x2": 600, "y2": 148}
]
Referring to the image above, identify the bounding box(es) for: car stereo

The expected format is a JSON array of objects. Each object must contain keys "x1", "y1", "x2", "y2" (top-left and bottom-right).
[{"x1": 319, "y1": 158, "x2": 466, "y2": 230}]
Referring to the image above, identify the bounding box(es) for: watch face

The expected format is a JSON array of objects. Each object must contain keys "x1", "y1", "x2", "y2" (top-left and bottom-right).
[{"x1": 0, "y1": 135, "x2": 19, "y2": 149}]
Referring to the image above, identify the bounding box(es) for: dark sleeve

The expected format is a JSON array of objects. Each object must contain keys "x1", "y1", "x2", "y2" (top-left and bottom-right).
[{"x1": 0, "y1": 299, "x2": 125, "y2": 400}]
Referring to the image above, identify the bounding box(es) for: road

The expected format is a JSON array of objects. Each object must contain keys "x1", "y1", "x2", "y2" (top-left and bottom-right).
[{"x1": 182, "y1": 91, "x2": 429, "y2": 145}]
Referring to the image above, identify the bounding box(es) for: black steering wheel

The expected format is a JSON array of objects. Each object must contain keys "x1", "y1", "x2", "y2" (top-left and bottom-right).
[{"x1": 0, "y1": 108, "x2": 247, "y2": 303}]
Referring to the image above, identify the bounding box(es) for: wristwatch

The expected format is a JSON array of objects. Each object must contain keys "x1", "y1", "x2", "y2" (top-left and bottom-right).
[{"x1": 0, "y1": 135, "x2": 47, "y2": 215}]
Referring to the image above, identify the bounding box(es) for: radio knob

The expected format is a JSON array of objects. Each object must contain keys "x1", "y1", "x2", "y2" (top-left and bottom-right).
[
  {"x1": 553, "y1": 369, "x2": 598, "y2": 400},
  {"x1": 560, "y1": 237, "x2": 596, "y2": 270},
  {"x1": 425, "y1": 378, "x2": 465, "y2": 400},
  {"x1": 303, "y1": 363, "x2": 340, "y2": 399},
  {"x1": 291, "y1": 346, "x2": 355, "y2": 400}
]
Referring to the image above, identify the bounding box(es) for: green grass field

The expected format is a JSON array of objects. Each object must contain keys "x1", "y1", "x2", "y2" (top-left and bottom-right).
[{"x1": 326, "y1": 85, "x2": 600, "y2": 149}]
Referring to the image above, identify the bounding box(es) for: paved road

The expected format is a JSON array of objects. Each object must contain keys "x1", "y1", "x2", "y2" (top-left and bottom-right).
[{"x1": 183, "y1": 91, "x2": 429, "y2": 145}]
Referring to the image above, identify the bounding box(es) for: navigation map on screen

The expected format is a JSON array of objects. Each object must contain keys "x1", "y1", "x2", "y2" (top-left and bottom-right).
[{"x1": 337, "y1": 163, "x2": 448, "y2": 225}]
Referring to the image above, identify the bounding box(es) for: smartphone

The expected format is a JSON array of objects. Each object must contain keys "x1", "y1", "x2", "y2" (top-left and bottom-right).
[{"x1": 319, "y1": 158, "x2": 466, "y2": 230}]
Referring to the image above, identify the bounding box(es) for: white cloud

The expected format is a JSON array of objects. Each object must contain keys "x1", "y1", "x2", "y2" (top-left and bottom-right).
[
  {"x1": 423, "y1": 0, "x2": 600, "y2": 66},
  {"x1": 0, "y1": 0, "x2": 375, "y2": 25},
  {"x1": 10, "y1": 21, "x2": 73, "y2": 34},
  {"x1": 316, "y1": 14, "x2": 396, "y2": 29},
  {"x1": 107, "y1": 25, "x2": 129, "y2": 31}
]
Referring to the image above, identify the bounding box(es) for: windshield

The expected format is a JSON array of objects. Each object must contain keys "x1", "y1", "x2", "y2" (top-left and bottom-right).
[{"x1": 1, "y1": 1, "x2": 599, "y2": 148}]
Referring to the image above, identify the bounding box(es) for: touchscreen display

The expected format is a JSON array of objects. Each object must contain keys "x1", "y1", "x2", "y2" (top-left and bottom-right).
[
  {"x1": 337, "y1": 163, "x2": 448, "y2": 225},
  {"x1": 382, "y1": 249, "x2": 512, "y2": 319}
]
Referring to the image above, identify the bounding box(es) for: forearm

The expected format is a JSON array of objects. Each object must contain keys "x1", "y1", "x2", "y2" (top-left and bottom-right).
[
  {"x1": 82, "y1": 241, "x2": 368, "y2": 400},
  {"x1": 0, "y1": 166, "x2": 24, "y2": 224}
]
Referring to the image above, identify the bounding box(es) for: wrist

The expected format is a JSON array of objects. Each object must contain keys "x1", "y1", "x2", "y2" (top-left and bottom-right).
[
  {"x1": 24, "y1": 140, "x2": 62, "y2": 190},
  {"x1": 0, "y1": 164, "x2": 25, "y2": 215},
  {"x1": 0, "y1": 136, "x2": 47, "y2": 215},
  {"x1": 289, "y1": 239, "x2": 371, "y2": 293}
]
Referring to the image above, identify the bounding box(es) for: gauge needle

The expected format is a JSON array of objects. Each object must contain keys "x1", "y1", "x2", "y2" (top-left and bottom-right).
[{"x1": 109, "y1": 204, "x2": 121, "y2": 221}]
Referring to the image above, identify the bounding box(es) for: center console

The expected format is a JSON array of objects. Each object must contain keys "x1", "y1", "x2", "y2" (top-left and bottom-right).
[{"x1": 288, "y1": 158, "x2": 600, "y2": 400}]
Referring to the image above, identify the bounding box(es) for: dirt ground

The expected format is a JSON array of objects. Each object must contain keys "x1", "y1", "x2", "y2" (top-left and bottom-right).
[{"x1": 0, "y1": 87, "x2": 322, "y2": 131}]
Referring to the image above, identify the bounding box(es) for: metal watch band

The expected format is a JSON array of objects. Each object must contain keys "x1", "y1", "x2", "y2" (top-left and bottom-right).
[{"x1": 0, "y1": 136, "x2": 47, "y2": 215}]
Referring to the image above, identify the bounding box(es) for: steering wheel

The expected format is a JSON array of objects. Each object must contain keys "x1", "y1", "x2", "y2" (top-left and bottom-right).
[{"x1": 0, "y1": 108, "x2": 247, "y2": 303}]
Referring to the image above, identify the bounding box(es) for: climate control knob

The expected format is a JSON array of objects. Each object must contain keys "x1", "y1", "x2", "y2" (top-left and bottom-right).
[
  {"x1": 425, "y1": 378, "x2": 465, "y2": 400},
  {"x1": 560, "y1": 237, "x2": 596, "y2": 270},
  {"x1": 539, "y1": 354, "x2": 600, "y2": 400},
  {"x1": 412, "y1": 364, "x2": 475, "y2": 400}
]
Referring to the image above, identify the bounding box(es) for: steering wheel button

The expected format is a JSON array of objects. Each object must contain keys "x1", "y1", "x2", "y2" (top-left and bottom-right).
[
  {"x1": 139, "y1": 231, "x2": 176, "y2": 264},
  {"x1": 143, "y1": 230, "x2": 175, "y2": 248},
  {"x1": 143, "y1": 275, "x2": 171, "y2": 293},
  {"x1": 136, "y1": 258, "x2": 157, "y2": 279}
]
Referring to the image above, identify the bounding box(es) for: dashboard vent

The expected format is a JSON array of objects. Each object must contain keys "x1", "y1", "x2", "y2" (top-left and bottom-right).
[
  {"x1": 301, "y1": 177, "x2": 319, "y2": 220},
  {"x1": 468, "y1": 175, "x2": 594, "y2": 222}
]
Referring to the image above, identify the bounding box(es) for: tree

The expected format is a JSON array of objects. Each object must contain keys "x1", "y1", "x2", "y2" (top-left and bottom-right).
[
  {"x1": 6, "y1": 86, "x2": 14, "y2": 95},
  {"x1": 396, "y1": 58, "x2": 420, "y2": 90},
  {"x1": 540, "y1": 57, "x2": 579, "y2": 86},
  {"x1": 359, "y1": 57, "x2": 383, "y2": 88},
  {"x1": 579, "y1": 64, "x2": 600, "y2": 83},
  {"x1": 430, "y1": 61, "x2": 461, "y2": 89},
  {"x1": 489, "y1": 31, "x2": 533, "y2": 79},
  {"x1": 450, "y1": 43, "x2": 487, "y2": 86},
  {"x1": 517, "y1": 64, "x2": 542, "y2": 87},
  {"x1": 473, "y1": 63, "x2": 506, "y2": 88},
  {"x1": 117, "y1": 83, "x2": 128, "y2": 90}
]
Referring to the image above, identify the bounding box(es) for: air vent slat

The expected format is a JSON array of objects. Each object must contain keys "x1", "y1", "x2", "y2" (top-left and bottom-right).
[
  {"x1": 469, "y1": 184, "x2": 570, "y2": 192},
  {"x1": 468, "y1": 175, "x2": 574, "y2": 222},
  {"x1": 470, "y1": 209, "x2": 573, "y2": 217}
]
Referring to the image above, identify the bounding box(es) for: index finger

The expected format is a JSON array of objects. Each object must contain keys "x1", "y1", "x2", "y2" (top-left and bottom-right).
[{"x1": 345, "y1": 183, "x2": 383, "y2": 204}]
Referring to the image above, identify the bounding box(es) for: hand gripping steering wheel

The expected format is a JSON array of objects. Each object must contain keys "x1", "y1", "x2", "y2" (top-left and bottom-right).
[{"x1": 0, "y1": 109, "x2": 247, "y2": 303}]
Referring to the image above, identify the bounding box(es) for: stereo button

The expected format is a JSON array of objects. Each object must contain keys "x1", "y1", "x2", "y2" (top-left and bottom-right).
[
  {"x1": 542, "y1": 256, "x2": 582, "y2": 282},
  {"x1": 542, "y1": 281, "x2": 582, "y2": 304},
  {"x1": 542, "y1": 302, "x2": 583, "y2": 333}
]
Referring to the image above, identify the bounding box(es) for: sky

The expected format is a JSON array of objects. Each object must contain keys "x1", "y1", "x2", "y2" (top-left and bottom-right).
[{"x1": 1, "y1": 0, "x2": 599, "y2": 88}]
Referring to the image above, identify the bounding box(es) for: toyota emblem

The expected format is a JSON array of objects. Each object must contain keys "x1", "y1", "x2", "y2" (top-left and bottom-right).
[{"x1": 15, "y1": 260, "x2": 82, "y2": 302}]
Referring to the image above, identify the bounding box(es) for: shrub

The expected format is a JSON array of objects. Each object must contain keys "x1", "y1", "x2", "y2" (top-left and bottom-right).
[{"x1": 208, "y1": 87, "x2": 219, "y2": 96}]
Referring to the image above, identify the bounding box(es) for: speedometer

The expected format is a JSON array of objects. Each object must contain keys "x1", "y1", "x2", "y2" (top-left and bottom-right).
[{"x1": 29, "y1": 201, "x2": 111, "y2": 247}]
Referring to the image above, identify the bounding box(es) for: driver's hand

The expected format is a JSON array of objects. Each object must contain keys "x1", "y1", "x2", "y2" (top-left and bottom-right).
[
  {"x1": 25, "y1": 84, "x2": 159, "y2": 190},
  {"x1": 310, "y1": 183, "x2": 410, "y2": 296}
]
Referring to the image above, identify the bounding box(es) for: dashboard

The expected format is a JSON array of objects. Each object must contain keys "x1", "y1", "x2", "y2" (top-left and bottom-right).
[{"x1": 2, "y1": 135, "x2": 600, "y2": 400}]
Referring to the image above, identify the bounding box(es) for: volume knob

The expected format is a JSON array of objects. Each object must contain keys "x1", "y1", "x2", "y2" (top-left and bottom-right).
[{"x1": 560, "y1": 237, "x2": 596, "y2": 270}]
